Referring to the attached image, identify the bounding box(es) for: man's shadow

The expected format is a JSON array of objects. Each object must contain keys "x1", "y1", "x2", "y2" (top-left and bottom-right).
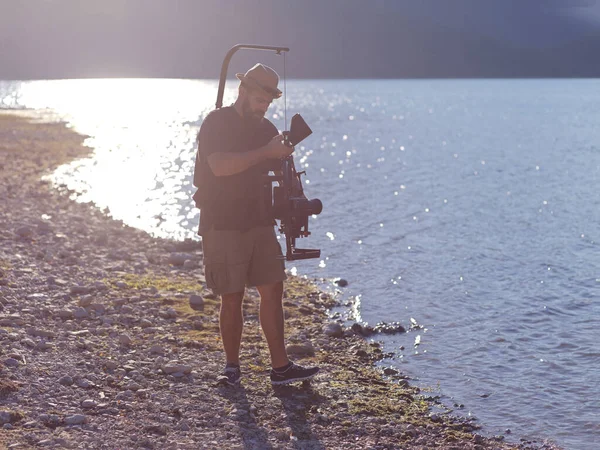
[
  {"x1": 217, "y1": 384, "x2": 273, "y2": 450},
  {"x1": 271, "y1": 383, "x2": 327, "y2": 450}
]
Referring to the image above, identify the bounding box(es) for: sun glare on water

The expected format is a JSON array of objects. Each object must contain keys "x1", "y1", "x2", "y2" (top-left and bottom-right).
[{"x1": 18, "y1": 78, "x2": 221, "y2": 239}]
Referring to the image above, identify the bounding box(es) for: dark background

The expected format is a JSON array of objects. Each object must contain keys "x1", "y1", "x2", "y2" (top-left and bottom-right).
[{"x1": 2, "y1": 0, "x2": 600, "y2": 79}]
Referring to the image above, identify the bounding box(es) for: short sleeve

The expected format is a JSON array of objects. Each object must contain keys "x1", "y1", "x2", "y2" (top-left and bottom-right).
[{"x1": 197, "y1": 111, "x2": 229, "y2": 158}]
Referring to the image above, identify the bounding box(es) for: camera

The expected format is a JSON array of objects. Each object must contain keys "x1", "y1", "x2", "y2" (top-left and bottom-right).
[{"x1": 267, "y1": 114, "x2": 322, "y2": 261}]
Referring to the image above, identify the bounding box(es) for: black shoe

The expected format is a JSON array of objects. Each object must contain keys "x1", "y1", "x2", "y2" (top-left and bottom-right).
[
  {"x1": 218, "y1": 364, "x2": 241, "y2": 386},
  {"x1": 270, "y1": 362, "x2": 320, "y2": 385}
]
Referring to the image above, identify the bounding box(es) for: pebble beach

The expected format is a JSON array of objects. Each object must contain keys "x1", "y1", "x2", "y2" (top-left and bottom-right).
[{"x1": 0, "y1": 112, "x2": 562, "y2": 450}]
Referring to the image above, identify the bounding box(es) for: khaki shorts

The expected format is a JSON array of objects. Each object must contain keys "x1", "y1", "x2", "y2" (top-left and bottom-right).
[{"x1": 202, "y1": 226, "x2": 287, "y2": 295}]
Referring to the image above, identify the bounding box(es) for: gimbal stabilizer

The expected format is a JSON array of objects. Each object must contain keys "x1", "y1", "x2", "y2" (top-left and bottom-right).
[{"x1": 215, "y1": 44, "x2": 322, "y2": 261}]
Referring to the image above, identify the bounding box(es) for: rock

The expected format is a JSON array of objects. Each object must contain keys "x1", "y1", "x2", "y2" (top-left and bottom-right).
[
  {"x1": 118, "y1": 334, "x2": 133, "y2": 346},
  {"x1": 81, "y1": 399, "x2": 97, "y2": 408},
  {"x1": 0, "y1": 410, "x2": 23, "y2": 425},
  {"x1": 373, "y1": 321, "x2": 406, "y2": 334},
  {"x1": 50, "y1": 278, "x2": 68, "y2": 287},
  {"x1": 189, "y1": 295, "x2": 204, "y2": 309},
  {"x1": 105, "y1": 360, "x2": 118, "y2": 370},
  {"x1": 355, "y1": 349, "x2": 368, "y2": 358},
  {"x1": 78, "y1": 295, "x2": 93, "y2": 307},
  {"x1": 35, "y1": 342, "x2": 54, "y2": 351},
  {"x1": 70, "y1": 285, "x2": 89, "y2": 295},
  {"x1": 27, "y1": 328, "x2": 56, "y2": 339},
  {"x1": 58, "y1": 376, "x2": 74, "y2": 386},
  {"x1": 69, "y1": 330, "x2": 90, "y2": 337},
  {"x1": 89, "y1": 303, "x2": 106, "y2": 315},
  {"x1": 64, "y1": 414, "x2": 86, "y2": 425},
  {"x1": 140, "y1": 319, "x2": 153, "y2": 328},
  {"x1": 351, "y1": 322, "x2": 375, "y2": 337},
  {"x1": 179, "y1": 420, "x2": 191, "y2": 432},
  {"x1": 168, "y1": 253, "x2": 191, "y2": 266},
  {"x1": 383, "y1": 367, "x2": 399, "y2": 376},
  {"x1": 15, "y1": 225, "x2": 33, "y2": 239},
  {"x1": 94, "y1": 281, "x2": 109, "y2": 291},
  {"x1": 21, "y1": 338, "x2": 36, "y2": 348},
  {"x1": 276, "y1": 430, "x2": 291, "y2": 441},
  {"x1": 3, "y1": 358, "x2": 19, "y2": 368},
  {"x1": 162, "y1": 363, "x2": 192, "y2": 375},
  {"x1": 56, "y1": 309, "x2": 74, "y2": 319},
  {"x1": 323, "y1": 322, "x2": 344, "y2": 338},
  {"x1": 334, "y1": 278, "x2": 349, "y2": 287},
  {"x1": 159, "y1": 308, "x2": 177, "y2": 319},
  {"x1": 36, "y1": 220, "x2": 53, "y2": 234},
  {"x1": 183, "y1": 260, "x2": 197, "y2": 270},
  {"x1": 150, "y1": 345, "x2": 165, "y2": 355},
  {"x1": 76, "y1": 379, "x2": 92, "y2": 388},
  {"x1": 286, "y1": 342, "x2": 315, "y2": 357},
  {"x1": 73, "y1": 307, "x2": 89, "y2": 319}
]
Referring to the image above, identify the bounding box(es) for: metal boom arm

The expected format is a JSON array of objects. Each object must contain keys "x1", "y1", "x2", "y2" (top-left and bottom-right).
[{"x1": 215, "y1": 44, "x2": 290, "y2": 109}]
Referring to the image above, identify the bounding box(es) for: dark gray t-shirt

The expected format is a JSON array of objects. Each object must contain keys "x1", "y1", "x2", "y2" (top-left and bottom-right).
[{"x1": 193, "y1": 106, "x2": 279, "y2": 234}]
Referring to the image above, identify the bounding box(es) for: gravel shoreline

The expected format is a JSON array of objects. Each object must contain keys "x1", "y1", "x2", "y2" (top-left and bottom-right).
[{"x1": 0, "y1": 112, "x2": 562, "y2": 449}]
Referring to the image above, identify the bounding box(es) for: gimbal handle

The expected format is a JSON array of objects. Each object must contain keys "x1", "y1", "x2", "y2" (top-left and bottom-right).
[{"x1": 216, "y1": 44, "x2": 290, "y2": 109}]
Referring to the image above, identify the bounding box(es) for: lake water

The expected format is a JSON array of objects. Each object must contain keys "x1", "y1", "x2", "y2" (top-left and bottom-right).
[{"x1": 2, "y1": 78, "x2": 599, "y2": 449}]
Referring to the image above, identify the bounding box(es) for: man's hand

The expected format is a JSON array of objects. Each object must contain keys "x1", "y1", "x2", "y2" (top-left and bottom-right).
[
  {"x1": 207, "y1": 134, "x2": 293, "y2": 177},
  {"x1": 263, "y1": 135, "x2": 294, "y2": 159}
]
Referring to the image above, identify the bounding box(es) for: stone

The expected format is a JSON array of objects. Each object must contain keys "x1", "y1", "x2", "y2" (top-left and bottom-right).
[
  {"x1": 73, "y1": 307, "x2": 89, "y2": 319},
  {"x1": 15, "y1": 225, "x2": 33, "y2": 239},
  {"x1": 183, "y1": 260, "x2": 197, "y2": 270},
  {"x1": 150, "y1": 345, "x2": 165, "y2": 355},
  {"x1": 286, "y1": 342, "x2": 315, "y2": 357},
  {"x1": 70, "y1": 285, "x2": 89, "y2": 295},
  {"x1": 58, "y1": 376, "x2": 74, "y2": 386},
  {"x1": 118, "y1": 334, "x2": 133, "y2": 346},
  {"x1": 27, "y1": 328, "x2": 56, "y2": 338},
  {"x1": 105, "y1": 360, "x2": 118, "y2": 370},
  {"x1": 94, "y1": 281, "x2": 109, "y2": 291},
  {"x1": 26, "y1": 293, "x2": 49, "y2": 301},
  {"x1": 158, "y1": 308, "x2": 177, "y2": 319},
  {"x1": 351, "y1": 323, "x2": 375, "y2": 337},
  {"x1": 3, "y1": 358, "x2": 19, "y2": 368},
  {"x1": 64, "y1": 414, "x2": 86, "y2": 425},
  {"x1": 0, "y1": 410, "x2": 23, "y2": 425},
  {"x1": 323, "y1": 322, "x2": 344, "y2": 338},
  {"x1": 78, "y1": 295, "x2": 93, "y2": 307},
  {"x1": 189, "y1": 295, "x2": 204, "y2": 309},
  {"x1": 162, "y1": 363, "x2": 192, "y2": 375},
  {"x1": 21, "y1": 338, "x2": 36, "y2": 348},
  {"x1": 35, "y1": 342, "x2": 54, "y2": 351},
  {"x1": 76, "y1": 379, "x2": 92, "y2": 388},
  {"x1": 81, "y1": 399, "x2": 97, "y2": 408},
  {"x1": 56, "y1": 309, "x2": 74, "y2": 319},
  {"x1": 168, "y1": 253, "x2": 191, "y2": 266}
]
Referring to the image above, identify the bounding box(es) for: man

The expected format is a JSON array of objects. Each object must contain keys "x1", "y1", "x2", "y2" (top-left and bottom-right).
[{"x1": 193, "y1": 63, "x2": 320, "y2": 386}]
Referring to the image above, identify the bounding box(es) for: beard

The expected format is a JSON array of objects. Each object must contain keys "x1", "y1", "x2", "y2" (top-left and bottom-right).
[{"x1": 241, "y1": 98, "x2": 264, "y2": 126}]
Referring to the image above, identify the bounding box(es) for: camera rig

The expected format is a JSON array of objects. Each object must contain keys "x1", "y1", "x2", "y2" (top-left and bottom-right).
[{"x1": 215, "y1": 44, "x2": 322, "y2": 261}]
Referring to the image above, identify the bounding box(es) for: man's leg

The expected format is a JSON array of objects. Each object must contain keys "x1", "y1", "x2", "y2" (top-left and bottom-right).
[
  {"x1": 219, "y1": 291, "x2": 245, "y2": 365},
  {"x1": 256, "y1": 281, "x2": 289, "y2": 368}
]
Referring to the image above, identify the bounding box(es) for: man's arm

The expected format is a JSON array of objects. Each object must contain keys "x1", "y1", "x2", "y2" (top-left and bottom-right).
[{"x1": 208, "y1": 135, "x2": 293, "y2": 177}]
